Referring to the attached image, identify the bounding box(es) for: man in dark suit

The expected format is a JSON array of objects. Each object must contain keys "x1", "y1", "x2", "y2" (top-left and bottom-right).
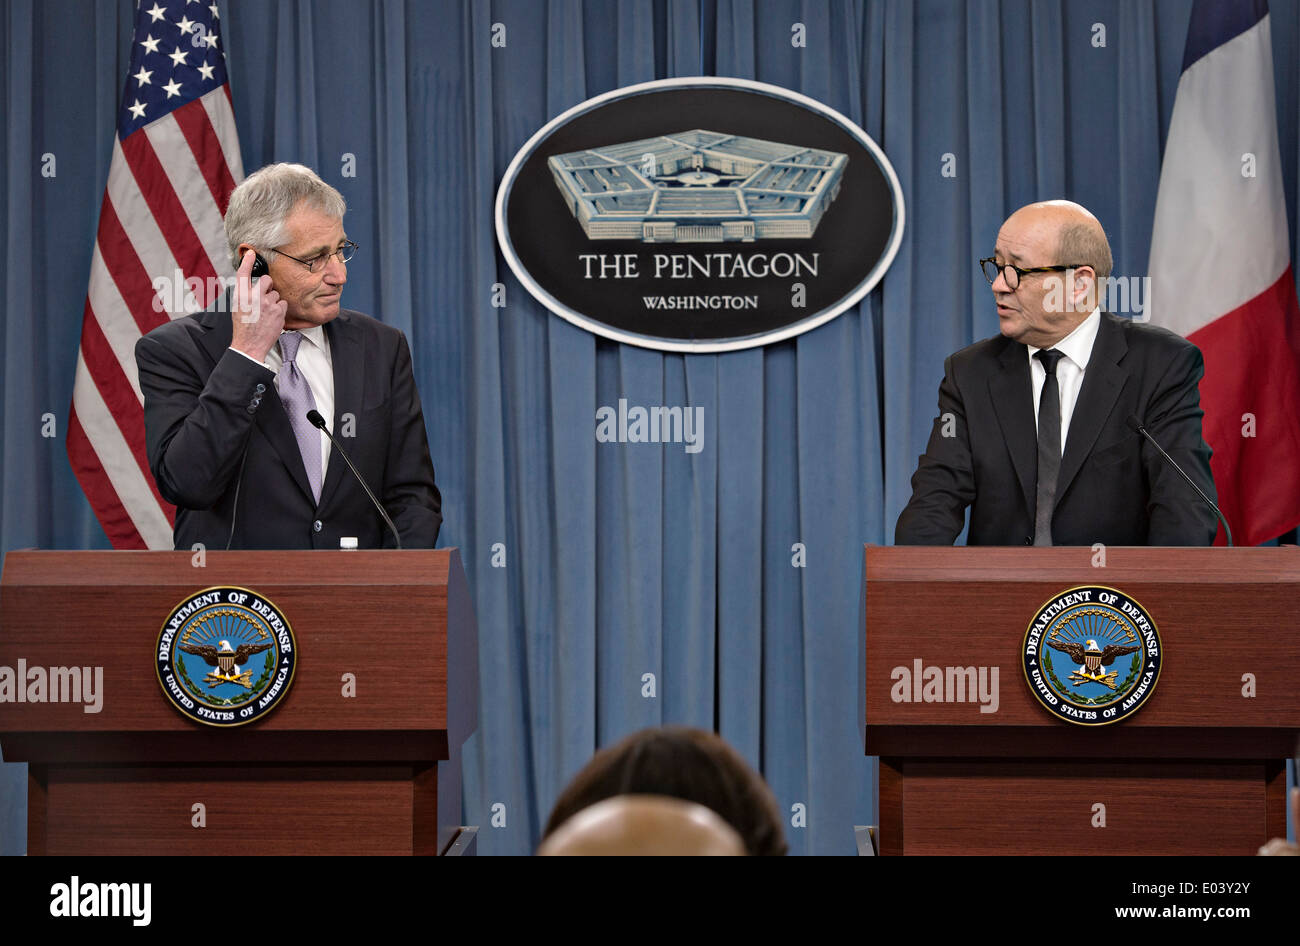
[
  {"x1": 136, "y1": 163, "x2": 441, "y2": 550},
  {"x1": 896, "y1": 200, "x2": 1217, "y2": 546}
]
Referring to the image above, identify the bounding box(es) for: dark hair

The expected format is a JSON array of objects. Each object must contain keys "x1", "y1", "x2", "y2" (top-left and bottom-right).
[{"x1": 543, "y1": 726, "x2": 788, "y2": 856}]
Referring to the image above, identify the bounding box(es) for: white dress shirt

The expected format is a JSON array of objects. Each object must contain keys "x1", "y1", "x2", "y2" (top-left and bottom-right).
[
  {"x1": 231, "y1": 326, "x2": 334, "y2": 473},
  {"x1": 1028, "y1": 307, "x2": 1101, "y2": 455}
]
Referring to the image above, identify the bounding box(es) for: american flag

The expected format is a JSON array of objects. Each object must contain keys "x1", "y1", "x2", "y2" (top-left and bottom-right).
[{"x1": 67, "y1": 0, "x2": 244, "y2": 549}]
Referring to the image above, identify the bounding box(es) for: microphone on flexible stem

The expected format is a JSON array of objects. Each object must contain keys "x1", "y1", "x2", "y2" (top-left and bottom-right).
[
  {"x1": 225, "y1": 444, "x2": 251, "y2": 551},
  {"x1": 1126, "y1": 414, "x2": 1232, "y2": 547},
  {"x1": 306, "y1": 409, "x2": 402, "y2": 550}
]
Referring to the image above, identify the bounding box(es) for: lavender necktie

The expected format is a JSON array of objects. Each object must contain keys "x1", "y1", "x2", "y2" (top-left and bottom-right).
[{"x1": 277, "y1": 331, "x2": 322, "y2": 503}]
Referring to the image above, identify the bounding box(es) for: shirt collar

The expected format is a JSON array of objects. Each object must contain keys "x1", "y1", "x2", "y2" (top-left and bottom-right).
[
  {"x1": 1029, "y1": 307, "x2": 1101, "y2": 371},
  {"x1": 284, "y1": 325, "x2": 327, "y2": 351}
]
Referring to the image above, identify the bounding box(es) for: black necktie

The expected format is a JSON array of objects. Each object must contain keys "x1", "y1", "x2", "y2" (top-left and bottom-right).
[{"x1": 1034, "y1": 349, "x2": 1065, "y2": 546}]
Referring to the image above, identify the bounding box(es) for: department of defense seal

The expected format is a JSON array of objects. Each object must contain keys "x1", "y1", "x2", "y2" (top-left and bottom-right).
[
  {"x1": 1021, "y1": 585, "x2": 1161, "y2": 726},
  {"x1": 155, "y1": 586, "x2": 297, "y2": 727}
]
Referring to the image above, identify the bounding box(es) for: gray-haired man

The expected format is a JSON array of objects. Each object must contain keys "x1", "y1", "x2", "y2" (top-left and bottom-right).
[{"x1": 136, "y1": 163, "x2": 441, "y2": 549}]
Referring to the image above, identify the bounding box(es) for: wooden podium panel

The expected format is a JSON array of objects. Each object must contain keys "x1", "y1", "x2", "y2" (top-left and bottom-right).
[
  {"x1": 879, "y1": 760, "x2": 1284, "y2": 856},
  {"x1": 865, "y1": 546, "x2": 1299, "y2": 855},
  {"x1": 41, "y1": 765, "x2": 424, "y2": 856},
  {"x1": 1, "y1": 549, "x2": 478, "y2": 856}
]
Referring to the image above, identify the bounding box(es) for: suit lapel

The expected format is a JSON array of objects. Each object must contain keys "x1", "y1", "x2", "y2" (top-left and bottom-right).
[
  {"x1": 317, "y1": 311, "x2": 363, "y2": 510},
  {"x1": 1056, "y1": 314, "x2": 1129, "y2": 502},
  {"x1": 195, "y1": 301, "x2": 316, "y2": 506},
  {"x1": 988, "y1": 340, "x2": 1037, "y2": 519}
]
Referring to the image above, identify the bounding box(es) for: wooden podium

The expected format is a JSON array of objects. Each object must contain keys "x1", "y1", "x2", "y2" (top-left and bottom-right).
[
  {"x1": 864, "y1": 545, "x2": 1299, "y2": 855},
  {"x1": 0, "y1": 548, "x2": 478, "y2": 856}
]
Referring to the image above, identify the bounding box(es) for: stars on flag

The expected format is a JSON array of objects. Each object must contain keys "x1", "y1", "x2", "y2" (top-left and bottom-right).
[{"x1": 118, "y1": 0, "x2": 229, "y2": 135}]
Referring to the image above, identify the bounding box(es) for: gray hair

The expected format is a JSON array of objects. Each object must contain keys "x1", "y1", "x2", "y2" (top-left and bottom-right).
[
  {"x1": 1058, "y1": 221, "x2": 1113, "y2": 283},
  {"x1": 224, "y1": 163, "x2": 346, "y2": 266}
]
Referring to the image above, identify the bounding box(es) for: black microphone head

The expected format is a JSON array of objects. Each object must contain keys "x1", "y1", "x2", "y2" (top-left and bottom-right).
[
  {"x1": 306, "y1": 409, "x2": 326, "y2": 430},
  {"x1": 1125, "y1": 413, "x2": 1143, "y2": 433}
]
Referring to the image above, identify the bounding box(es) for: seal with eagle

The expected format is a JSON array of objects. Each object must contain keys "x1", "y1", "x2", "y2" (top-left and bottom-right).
[
  {"x1": 1046, "y1": 638, "x2": 1139, "y2": 690},
  {"x1": 179, "y1": 638, "x2": 273, "y2": 689}
]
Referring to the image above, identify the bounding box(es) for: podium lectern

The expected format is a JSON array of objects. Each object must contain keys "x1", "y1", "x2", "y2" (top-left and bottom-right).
[
  {"x1": 864, "y1": 545, "x2": 1298, "y2": 855},
  {"x1": 0, "y1": 549, "x2": 477, "y2": 856}
]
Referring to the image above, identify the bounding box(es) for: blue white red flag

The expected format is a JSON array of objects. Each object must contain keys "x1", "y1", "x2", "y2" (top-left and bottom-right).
[{"x1": 1148, "y1": 0, "x2": 1300, "y2": 546}]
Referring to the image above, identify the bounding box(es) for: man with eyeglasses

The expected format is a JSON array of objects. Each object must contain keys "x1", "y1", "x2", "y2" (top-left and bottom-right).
[
  {"x1": 895, "y1": 200, "x2": 1217, "y2": 547},
  {"x1": 136, "y1": 163, "x2": 441, "y2": 549}
]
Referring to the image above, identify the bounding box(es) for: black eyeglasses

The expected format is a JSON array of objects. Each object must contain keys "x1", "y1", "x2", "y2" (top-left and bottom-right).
[
  {"x1": 273, "y1": 240, "x2": 359, "y2": 274},
  {"x1": 979, "y1": 257, "x2": 1089, "y2": 290}
]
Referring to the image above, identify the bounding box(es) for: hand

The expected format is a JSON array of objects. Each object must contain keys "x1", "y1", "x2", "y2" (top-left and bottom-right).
[{"x1": 230, "y1": 250, "x2": 287, "y2": 362}]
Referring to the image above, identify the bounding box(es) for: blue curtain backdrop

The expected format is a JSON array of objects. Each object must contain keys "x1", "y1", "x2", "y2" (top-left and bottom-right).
[{"x1": 2, "y1": 0, "x2": 1298, "y2": 855}]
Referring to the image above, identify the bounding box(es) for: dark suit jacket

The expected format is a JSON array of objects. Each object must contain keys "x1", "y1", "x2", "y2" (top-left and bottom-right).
[
  {"x1": 136, "y1": 303, "x2": 441, "y2": 550},
  {"x1": 895, "y1": 313, "x2": 1217, "y2": 546}
]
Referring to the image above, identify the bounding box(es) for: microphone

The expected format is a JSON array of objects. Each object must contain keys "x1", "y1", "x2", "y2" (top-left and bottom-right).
[
  {"x1": 225, "y1": 443, "x2": 251, "y2": 551},
  {"x1": 307, "y1": 409, "x2": 402, "y2": 550},
  {"x1": 1126, "y1": 414, "x2": 1232, "y2": 546}
]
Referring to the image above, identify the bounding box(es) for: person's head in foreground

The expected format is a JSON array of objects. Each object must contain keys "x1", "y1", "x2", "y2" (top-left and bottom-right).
[
  {"x1": 537, "y1": 795, "x2": 746, "y2": 856},
  {"x1": 541, "y1": 725, "x2": 787, "y2": 856}
]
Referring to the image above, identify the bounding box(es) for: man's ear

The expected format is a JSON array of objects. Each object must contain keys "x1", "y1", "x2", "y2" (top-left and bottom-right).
[{"x1": 1072, "y1": 267, "x2": 1096, "y2": 310}]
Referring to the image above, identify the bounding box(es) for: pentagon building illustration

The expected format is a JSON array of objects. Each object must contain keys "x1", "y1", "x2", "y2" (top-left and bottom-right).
[{"x1": 547, "y1": 130, "x2": 848, "y2": 242}]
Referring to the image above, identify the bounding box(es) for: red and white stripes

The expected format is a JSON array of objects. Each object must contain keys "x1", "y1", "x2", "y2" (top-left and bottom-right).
[{"x1": 68, "y1": 88, "x2": 243, "y2": 549}]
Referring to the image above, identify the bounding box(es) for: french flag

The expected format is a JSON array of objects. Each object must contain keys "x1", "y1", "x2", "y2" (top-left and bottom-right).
[{"x1": 1148, "y1": 0, "x2": 1300, "y2": 546}]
